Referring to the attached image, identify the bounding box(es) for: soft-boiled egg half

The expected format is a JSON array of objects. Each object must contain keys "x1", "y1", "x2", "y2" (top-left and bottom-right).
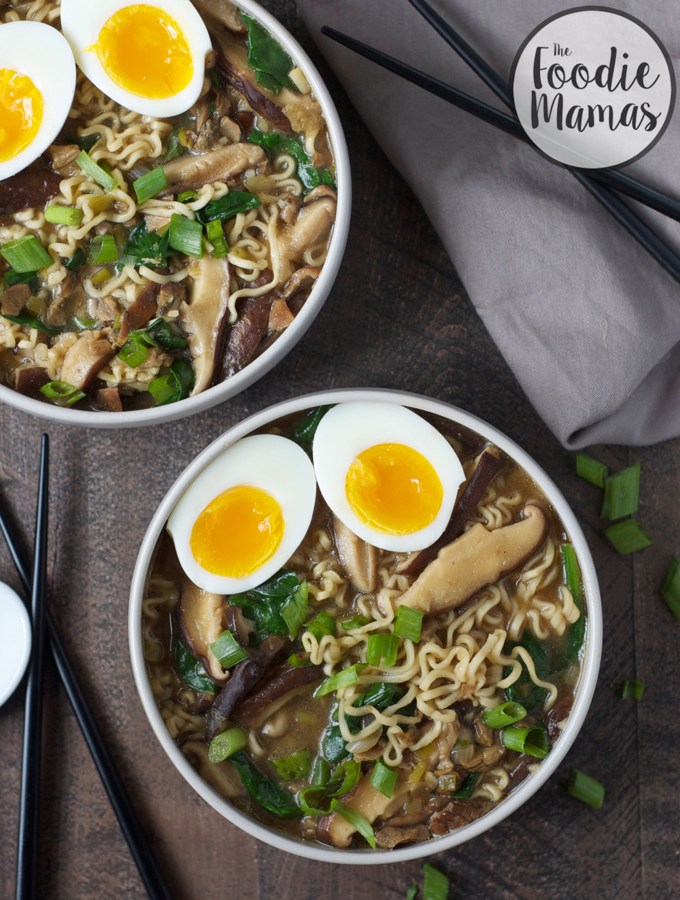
[
  {"x1": 61, "y1": 0, "x2": 212, "y2": 118},
  {"x1": 313, "y1": 402, "x2": 466, "y2": 552},
  {"x1": 168, "y1": 435, "x2": 317, "y2": 595},
  {"x1": 0, "y1": 22, "x2": 76, "y2": 180}
]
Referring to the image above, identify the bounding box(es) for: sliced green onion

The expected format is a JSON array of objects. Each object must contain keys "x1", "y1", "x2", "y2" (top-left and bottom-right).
[
  {"x1": 177, "y1": 190, "x2": 199, "y2": 203},
  {"x1": 423, "y1": 865, "x2": 449, "y2": 900},
  {"x1": 169, "y1": 213, "x2": 203, "y2": 258},
  {"x1": 133, "y1": 166, "x2": 168, "y2": 203},
  {"x1": 605, "y1": 519, "x2": 653, "y2": 554},
  {"x1": 325, "y1": 759, "x2": 361, "y2": 797},
  {"x1": 71, "y1": 313, "x2": 97, "y2": 331},
  {"x1": 288, "y1": 653, "x2": 312, "y2": 669},
  {"x1": 315, "y1": 663, "x2": 368, "y2": 698},
  {"x1": 39, "y1": 380, "x2": 85, "y2": 406},
  {"x1": 366, "y1": 633, "x2": 399, "y2": 668},
  {"x1": 304, "y1": 609, "x2": 335, "y2": 642},
  {"x1": 298, "y1": 788, "x2": 329, "y2": 816},
  {"x1": 568, "y1": 769, "x2": 604, "y2": 808},
  {"x1": 281, "y1": 580, "x2": 308, "y2": 640},
  {"x1": 576, "y1": 453, "x2": 608, "y2": 488},
  {"x1": 45, "y1": 205, "x2": 84, "y2": 226},
  {"x1": 339, "y1": 615, "x2": 370, "y2": 631},
  {"x1": 118, "y1": 335, "x2": 149, "y2": 369},
  {"x1": 393, "y1": 606, "x2": 424, "y2": 643},
  {"x1": 452, "y1": 772, "x2": 480, "y2": 799},
  {"x1": 502, "y1": 725, "x2": 550, "y2": 759},
  {"x1": 209, "y1": 630, "x2": 248, "y2": 669},
  {"x1": 370, "y1": 759, "x2": 398, "y2": 798},
  {"x1": 621, "y1": 679, "x2": 644, "y2": 700},
  {"x1": 661, "y1": 556, "x2": 680, "y2": 621},
  {"x1": 406, "y1": 887, "x2": 418, "y2": 900},
  {"x1": 311, "y1": 757, "x2": 330, "y2": 790},
  {"x1": 1, "y1": 235, "x2": 52, "y2": 273},
  {"x1": 436, "y1": 773, "x2": 460, "y2": 793},
  {"x1": 272, "y1": 748, "x2": 312, "y2": 781},
  {"x1": 88, "y1": 234, "x2": 118, "y2": 265},
  {"x1": 76, "y1": 149, "x2": 116, "y2": 191},
  {"x1": 148, "y1": 358, "x2": 194, "y2": 407},
  {"x1": 208, "y1": 727, "x2": 247, "y2": 763},
  {"x1": 65, "y1": 247, "x2": 85, "y2": 271},
  {"x1": 482, "y1": 701, "x2": 527, "y2": 729},
  {"x1": 162, "y1": 128, "x2": 183, "y2": 162},
  {"x1": 329, "y1": 799, "x2": 376, "y2": 849},
  {"x1": 601, "y1": 463, "x2": 641, "y2": 520},
  {"x1": 206, "y1": 218, "x2": 229, "y2": 258}
]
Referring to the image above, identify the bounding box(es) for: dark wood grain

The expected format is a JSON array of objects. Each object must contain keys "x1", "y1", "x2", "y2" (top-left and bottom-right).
[{"x1": 0, "y1": 3, "x2": 678, "y2": 898}]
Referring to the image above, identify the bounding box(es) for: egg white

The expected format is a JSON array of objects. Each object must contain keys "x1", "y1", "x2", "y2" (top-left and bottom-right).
[
  {"x1": 313, "y1": 402, "x2": 466, "y2": 552},
  {"x1": 60, "y1": 0, "x2": 212, "y2": 118},
  {"x1": 0, "y1": 22, "x2": 76, "y2": 181},
  {"x1": 168, "y1": 434, "x2": 317, "y2": 595}
]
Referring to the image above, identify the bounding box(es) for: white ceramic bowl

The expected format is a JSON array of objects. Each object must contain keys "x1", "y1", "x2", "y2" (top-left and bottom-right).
[
  {"x1": 128, "y1": 389, "x2": 603, "y2": 864},
  {"x1": 0, "y1": 1, "x2": 350, "y2": 428}
]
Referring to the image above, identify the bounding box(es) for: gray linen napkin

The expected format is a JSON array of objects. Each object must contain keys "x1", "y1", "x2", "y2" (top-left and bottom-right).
[{"x1": 296, "y1": 0, "x2": 680, "y2": 448}]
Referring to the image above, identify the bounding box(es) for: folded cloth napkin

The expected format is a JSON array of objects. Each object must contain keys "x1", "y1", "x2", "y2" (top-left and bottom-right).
[{"x1": 296, "y1": 0, "x2": 680, "y2": 448}]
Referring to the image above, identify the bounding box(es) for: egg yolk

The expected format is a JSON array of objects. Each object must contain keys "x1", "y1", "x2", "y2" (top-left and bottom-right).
[
  {"x1": 92, "y1": 5, "x2": 193, "y2": 99},
  {"x1": 190, "y1": 485, "x2": 284, "y2": 579},
  {"x1": 0, "y1": 69, "x2": 43, "y2": 163},
  {"x1": 345, "y1": 443, "x2": 443, "y2": 535}
]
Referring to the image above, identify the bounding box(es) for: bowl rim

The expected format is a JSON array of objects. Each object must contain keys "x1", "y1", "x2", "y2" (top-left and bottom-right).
[
  {"x1": 129, "y1": 388, "x2": 603, "y2": 864},
  {"x1": 0, "y1": 0, "x2": 351, "y2": 429}
]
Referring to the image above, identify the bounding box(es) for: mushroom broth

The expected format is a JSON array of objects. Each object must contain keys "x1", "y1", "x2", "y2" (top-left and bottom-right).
[
  {"x1": 142, "y1": 409, "x2": 586, "y2": 850},
  {"x1": 0, "y1": 0, "x2": 335, "y2": 411}
]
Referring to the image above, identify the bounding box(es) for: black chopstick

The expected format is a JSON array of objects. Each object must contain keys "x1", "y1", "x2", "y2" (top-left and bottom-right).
[
  {"x1": 14, "y1": 435, "x2": 49, "y2": 900},
  {"x1": 0, "y1": 487, "x2": 173, "y2": 900},
  {"x1": 321, "y1": 26, "x2": 680, "y2": 284}
]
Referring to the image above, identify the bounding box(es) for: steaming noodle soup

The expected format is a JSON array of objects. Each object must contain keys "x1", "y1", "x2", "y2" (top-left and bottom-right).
[
  {"x1": 142, "y1": 404, "x2": 587, "y2": 850},
  {"x1": 0, "y1": 0, "x2": 335, "y2": 411}
]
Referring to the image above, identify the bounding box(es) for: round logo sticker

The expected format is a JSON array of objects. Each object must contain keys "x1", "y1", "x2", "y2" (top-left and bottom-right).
[{"x1": 511, "y1": 7, "x2": 675, "y2": 169}]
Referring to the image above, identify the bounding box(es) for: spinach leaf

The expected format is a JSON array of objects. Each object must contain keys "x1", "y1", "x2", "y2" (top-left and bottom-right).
[
  {"x1": 149, "y1": 359, "x2": 195, "y2": 407},
  {"x1": 231, "y1": 570, "x2": 306, "y2": 642},
  {"x1": 196, "y1": 191, "x2": 261, "y2": 224},
  {"x1": 452, "y1": 773, "x2": 480, "y2": 799},
  {"x1": 62, "y1": 133, "x2": 100, "y2": 154},
  {"x1": 65, "y1": 248, "x2": 85, "y2": 272},
  {"x1": 0, "y1": 313, "x2": 61, "y2": 336},
  {"x1": 322, "y1": 722, "x2": 350, "y2": 762},
  {"x1": 230, "y1": 750, "x2": 302, "y2": 818},
  {"x1": 242, "y1": 14, "x2": 297, "y2": 94},
  {"x1": 289, "y1": 405, "x2": 331, "y2": 450},
  {"x1": 249, "y1": 131, "x2": 320, "y2": 192},
  {"x1": 503, "y1": 631, "x2": 551, "y2": 711},
  {"x1": 175, "y1": 640, "x2": 215, "y2": 694},
  {"x1": 121, "y1": 221, "x2": 171, "y2": 268},
  {"x1": 357, "y1": 682, "x2": 405, "y2": 711},
  {"x1": 3, "y1": 267, "x2": 38, "y2": 290},
  {"x1": 163, "y1": 127, "x2": 184, "y2": 163}
]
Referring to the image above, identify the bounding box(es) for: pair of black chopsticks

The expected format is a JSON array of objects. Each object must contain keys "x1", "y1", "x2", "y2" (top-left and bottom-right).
[
  {"x1": 0, "y1": 437, "x2": 172, "y2": 900},
  {"x1": 321, "y1": 0, "x2": 680, "y2": 284}
]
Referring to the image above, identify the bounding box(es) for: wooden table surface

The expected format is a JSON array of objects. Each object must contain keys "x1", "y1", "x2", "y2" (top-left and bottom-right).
[{"x1": 1, "y1": 3, "x2": 679, "y2": 898}]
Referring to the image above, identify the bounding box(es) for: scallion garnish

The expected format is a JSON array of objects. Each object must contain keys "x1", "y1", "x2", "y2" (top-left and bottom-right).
[
  {"x1": 148, "y1": 359, "x2": 195, "y2": 406},
  {"x1": 423, "y1": 865, "x2": 449, "y2": 900},
  {"x1": 329, "y1": 799, "x2": 376, "y2": 849},
  {"x1": 304, "y1": 609, "x2": 335, "y2": 642},
  {"x1": 325, "y1": 759, "x2": 361, "y2": 797},
  {"x1": 287, "y1": 653, "x2": 312, "y2": 669},
  {"x1": 370, "y1": 758, "x2": 398, "y2": 798},
  {"x1": 605, "y1": 519, "x2": 653, "y2": 554},
  {"x1": 76, "y1": 149, "x2": 117, "y2": 191},
  {"x1": 366, "y1": 632, "x2": 399, "y2": 668},
  {"x1": 601, "y1": 462, "x2": 641, "y2": 520},
  {"x1": 298, "y1": 788, "x2": 329, "y2": 816},
  {"x1": 281, "y1": 580, "x2": 308, "y2": 640},
  {"x1": 162, "y1": 127, "x2": 184, "y2": 162},
  {"x1": 393, "y1": 606, "x2": 424, "y2": 643},
  {"x1": 177, "y1": 190, "x2": 199, "y2": 203},
  {"x1": 315, "y1": 663, "x2": 368, "y2": 698},
  {"x1": 209, "y1": 630, "x2": 248, "y2": 669},
  {"x1": 39, "y1": 381, "x2": 85, "y2": 406},
  {"x1": 482, "y1": 701, "x2": 527, "y2": 729},
  {"x1": 621, "y1": 679, "x2": 644, "y2": 700},
  {"x1": 568, "y1": 769, "x2": 604, "y2": 808},
  {"x1": 169, "y1": 213, "x2": 203, "y2": 258},
  {"x1": 118, "y1": 334, "x2": 149, "y2": 368},
  {"x1": 45, "y1": 205, "x2": 84, "y2": 227},
  {"x1": 339, "y1": 615, "x2": 370, "y2": 631},
  {"x1": 206, "y1": 218, "x2": 229, "y2": 258},
  {"x1": 562, "y1": 543, "x2": 585, "y2": 661},
  {"x1": 272, "y1": 748, "x2": 312, "y2": 781},
  {"x1": 65, "y1": 247, "x2": 86, "y2": 271},
  {"x1": 661, "y1": 556, "x2": 680, "y2": 621},
  {"x1": 88, "y1": 234, "x2": 118, "y2": 265},
  {"x1": 311, "y1": 757, "x2": 330, "y2": 790},
  {"x1": 207, "y1": 727, "x2": 247, "y2": 763},
  {"x1": 1, "y1": 235, "x2": 52, "y2": 273},
  {"x1": 576, "y1": 453, "x2": 608, "y2": 487},
  {"x1": 501, "y1": 725, "x2": 550, "y2": 758},
  {"x1": 133, "y1": 166, "x2": 168, "y2": 204},
  {"x1": 406, "y1": 887, "x2": 418, "y2": 900}
]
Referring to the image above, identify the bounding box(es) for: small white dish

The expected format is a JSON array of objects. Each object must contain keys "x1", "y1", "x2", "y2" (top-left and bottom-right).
[{"x1": 0, "y1": 582, "x2": 32, "y2": 707}]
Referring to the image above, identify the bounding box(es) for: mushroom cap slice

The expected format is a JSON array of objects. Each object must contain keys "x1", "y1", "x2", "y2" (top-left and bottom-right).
[
  {"x1": 279, "y1": 187, "x2": 337, "y2": 273},
  {"x1": 318, "y1": 770, "x2": 409, "y2": 848},
  {"x1": 333, "y1": 516, "x2": 380, "y2": 593},
  {"x1": 180, "y1": 255, "x2": 232, "y2": 395},
  {"x1": 162, "y1": 143, "x2": 266, "y2": 193},
  {"x1": 59, "y1": 334, "x2": 114, "y2": 391},
  {"x1": 394, "y1": 504, "x2": 549, "y2": 617},
  {"x1": 177, "y1": 573, "x2": 227, "y2": 683}
]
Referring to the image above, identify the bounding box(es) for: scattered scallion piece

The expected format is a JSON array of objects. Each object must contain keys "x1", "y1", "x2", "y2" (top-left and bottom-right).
[
  {"x1": 452, "y1": 772, "x2": 480, "y2": 799},
  {"x1": 90, "y1": 266, "x2": 111, "y2": 286},
  {"x1": 209, "y1": 630, "x2": 248, "y2": 669},
  {"x1": 304, "y1": 609, "x2": 335, "y2": 642},
  {"x1": 281, "y1": 580, "x2": 308, "y2": 640},
  {"x1": 605, "y1": 519, "x2": 653, "y2": 554},
  {"x1": 208, "y1": 727, "x2": 247, "y2": 763},
  {"x1": 562, "y1": 543, "x2": 585, "y2": 661},
  {"x1": 177, "y1": 190, "x2": 199, "y2": 203},
  {"x1": 311, "y1": 757, "x2": 330, "y2": 790},
  {"x1": 393, "y1": 606, "x2": 424, "y2": 643},
  {"x1": 65, "y1": 247, "x2": 85, "y2": 271},
  {"x1": 272, "y1": 748, "x2": 312, "y2": 781},
  {"x1": 288, "y1": 653, "x2": 312, "y2": 669},
  {"x1": 315, "y1": 663, "x2": 368, "y2": 698},
  {"x1": 71, "y1": 313, "x2": 97, "y2": 331},
  {"x1": 169, "y1": 213, "x2": 203, "y2": 258},
  {"x1": 118, "y1": 334, "x2": 149, "y2": 369},
  {"x1": 576, "y1": 453, "x2": 608, "y2": 487},
  {"x1": 88, "y1": 234, "x2": 118, "y2": 265},
  {"x1": 298, "y1": 788, "x2": 329, "y2": 816},
  {"x1": 366, "y1": 632, "x2": 399, "y2": 668},
  {"x1": 325, "y1": 759, "x2": 360, "y2": 797},
  {"x1": 162, "y1": 128, "x2": 184, "y2": 162},
  {"x1": 45, "y1": 205, "x2": 84, "y2": 226},
  {"x1": 601, "y1": 462, "x2": 641, "y2": 520},
  {"x1": 1, "y1": 235, "x2": 52, "y2": 273},
  {"x1": 660, "y1": 556, "x2": 680, "y2": 621},
  {"x1": 568, "y1": 769, "x2": 604, "y2": 808},
  {"x1": 133, "y1": 166, "x2": 168, "y2": 204},
  {"x1": 482, "y1": 701, "x2": 527, "y2": 729},
  {"x1": 621, "y1": 679, "x2": 644, "y2": 700},
  {"x1": 370, "y1": 759, "x2": 398, "y2": 798},
  {"x1": 148, "y1": 358, "x2": 195, "y2": 406},
  {"x1": 436, "y1": 774, "x2": 459, "y2": 793},
  {"x1": 76, "y1": 149, "x2": 117, "y2": 191},
  {"x1": 423, "y1": 865, "x2": 449, "y2": 900},
  {"x1": 502, "y1": 725, "x2": 549, "y2": 759},
  {"x1": 339, "y1": 615, "x2": 370, "y2": 631},
  {"x1": 39, "y1": 380, "x2": 85, "y2": 406},
  {"x1": 206, "y1": 219, "x2": 229, "y2": 258},
  {"x1": 329, "y1": 799, "x2": 376, "y2": 849},
  {"x1": 406, "y1": 887, "x2": 418, "y2": 900}
]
